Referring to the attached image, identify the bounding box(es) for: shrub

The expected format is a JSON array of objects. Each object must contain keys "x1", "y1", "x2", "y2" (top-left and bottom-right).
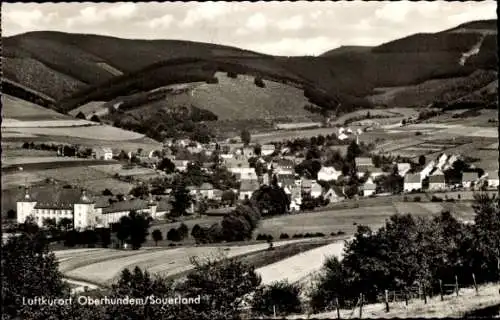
[
  {"x1": 90, "y1": 114, "x2": 101, "y2": 123},
  {"x1": 252, "y1": 280, "x2": 302, "y2": 316},
  {"x1": 206, "y1": 77, "x2": 219, "y2": 84},
  {"x1": 431, "y1": 195, "x2": 443, "y2": 202},
  {"x1": 227, "y1": 72, "x2": 238, "y2": 78},
  {"x1": 166, "y1": 228, "x2": 181, "y2": 242},
  {"x1": 337, "y1": 230, "x2": 346, "y2": 235},
  {"x1": 279, "y1": 233, "x2": 290, "y2": 239},
  {"x1": 413, "y1": 196, "x2": 421, "y2": 202},
  {"x1": 76, "y1": 111, "x2": 86, "y2": 119},
  {"x1": 178, "y1": 223, "x2": 189, "y2": 240},
  {"x1": 254, "y1": 77, "x2": 265, "y2": 88},
  {"x1": 292, "y1": 234, "x2": 304, "y2": 239},
  {"x1": 415, "y1": 131, "x2": 422, "y2": 136}
]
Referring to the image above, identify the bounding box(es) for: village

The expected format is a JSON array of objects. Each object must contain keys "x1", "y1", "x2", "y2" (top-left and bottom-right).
[{"x1": 13, "y1": 123, "x2": 499, "y2": 231}]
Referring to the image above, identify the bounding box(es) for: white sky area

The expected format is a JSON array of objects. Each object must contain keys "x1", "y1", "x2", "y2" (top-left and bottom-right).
[{"x1": 2, "y1": 1, "x2": 497, "y2": 56}]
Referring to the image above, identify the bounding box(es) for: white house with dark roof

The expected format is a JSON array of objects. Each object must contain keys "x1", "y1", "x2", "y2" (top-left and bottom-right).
[
  {"x1": 261, "y1": 144, "x2": 276, "y2": 156},
  {"x1": 404, "y1": 174, "x2": 422, "y2": 192},
  {"x1": 355, "y1": 157, "x2": 373, "y2": 172},
  {"x1": 484, "y1": 170, "x2": 499, "y2": 189},
  {"x1": 462, "y1": 172, "x2": 479, "y2": 189},
  {"x1": 428, "y1": 169, "x2": 446, "y2": 191},
  {"x1": 361, "y1": 178, "x2": 376, "y2": 197},
  {"x1": 93, "y1": 147, "x2": 113, "y2": 160},
  {"x1": 317, "y1": 166, "x2": 342, "y2": 182},
  {"x1": 397, "y1": 163, "x2": 411, "y2": 177}
]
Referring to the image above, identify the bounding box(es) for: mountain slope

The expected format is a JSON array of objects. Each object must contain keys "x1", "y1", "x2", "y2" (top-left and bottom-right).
[{"x1": 2, "y1": 19, "x2": 497, "y2": 122}]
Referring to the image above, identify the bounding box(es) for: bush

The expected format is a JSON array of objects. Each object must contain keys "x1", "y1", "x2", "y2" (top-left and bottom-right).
[
  {"x1": 178, "y1": 223, "x2": 189, "y2": 240},
  {"x1": 206, "y1": 77, "x2": 219, "y2": 84},
  {"x1": 413, "y1": 196, "x2": 421, "y2": 202},
  {"x1": 90, "y1": 114, "x2": 101, "y2": 123},
  {"x1": 256, "y1": 233, "x2": 273, "y2": 241},
  {"x1": 415, "y1": 131, "x2": 422, "y2": 136},
  {"x1": 166, "y1": 228, "x2": 181, "y2": 242},
  {"x1": 76, "y1": 111, "x2": 86, "y2": 119},
  {"x1": 279, "y1": 233, "x2": 290, "y2": 239},
  {"x1": 251, "y1": 280, "x2": 302, "y2": 316},
  {"x1": 431, "y1": 195, "x2": 443, "y2": 202},
  {"x1": 227, "y1": 72, "x2": 238, "y2": 78},
  {"x1": 292, "y1": 234, "x2": 304, "y2": 239},
  {"x1": 254, "y1": 77, "x2": 265, "y2": 88}
]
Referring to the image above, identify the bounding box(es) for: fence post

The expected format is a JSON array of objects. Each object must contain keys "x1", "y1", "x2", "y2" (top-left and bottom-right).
[
  {"x1": 472, "y1": 273, "x2": 478, "y2": 295},
  {"x1": 273, "y1": 305, "x2": 276, "y2": 318},
  {"x1": 359, "y1": 293, "x2": 363, "y2": 319},
  {"x1": 439, "y1": 279, "x2": 444, "y2": 301},
  {"x1": 335, "y1": 297, "x2": 340, "y2": 319},
  {"x1": 404, "y1": 291, "x2": 408, "y2": 306},
  {"x1": 385, "y1": 289, "x2": 390, "y2": 312},
  {"x1": 423, "y1": 284, "x2": 427, "y2": 304},
  {"x1": 455, "y1": 275, "x2": 459, "y2": 296}
]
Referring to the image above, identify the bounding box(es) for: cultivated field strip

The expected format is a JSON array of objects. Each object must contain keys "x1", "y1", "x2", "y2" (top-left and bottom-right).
[
  {"x1": 4, "y1": 125, "x2": 145, "y2": 141},
  {"x1": 256, "y1": 240, "x2": 348, "y2": 285},
  {"x1": 62, "y1": 240, "x2": 309, "y2": 285}
]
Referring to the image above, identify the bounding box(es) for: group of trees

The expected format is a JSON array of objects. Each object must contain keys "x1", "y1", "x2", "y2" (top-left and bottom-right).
[
  {"x1": 309, "y1": 193, "x2": 500, "y2": 312},
  {"x1": 111, "y1": 210, "x2": 151, "y2": 249}
]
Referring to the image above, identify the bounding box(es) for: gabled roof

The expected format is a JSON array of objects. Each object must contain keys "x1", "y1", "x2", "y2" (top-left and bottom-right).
[
  {"x1": 404, "y1": 174, "x2": 421, "y2": 183},
  {"x1": 462, "y1": 172, "x2": 479, "y2": 182},
  {"x1": 26, "y1": 187, "x2": 91, "y2": 209},
  {"x1": 102, "y1": 198, "x2": 150, "y2": 214},
  {"x1": 355, "y1": 157, "x2": 372, "y2": 167},
  {"x1": 485, "y1": 170, "x2": 499, "y2": 180},
  {"x1": 240, "y1": 180, "x2": 260, "y2": 192},
  {"x1": 429, "y1": 175, "x2": 445, "y2": 183},
  {"x1": 95, "y1": 147, "x2": 113, "y2": 153},
  {"x1": 200, "y1": 182, "x2": 214, "y2": 190}
]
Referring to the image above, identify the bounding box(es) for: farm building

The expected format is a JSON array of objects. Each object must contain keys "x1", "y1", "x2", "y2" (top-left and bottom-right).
[
  {"x1": 93, "y1": 147, "x2": 113, "y2": 160},
  {"x1": 277, "y1": 174, "x2": 296, "y2": 189},
  {"x1": 188, "y1": 183, "x2": 215, "y2": 200},
  {"x1": 239, "y1": 180, "x2": 260, "y2": 200},
  {"x1": 338, "y1": 133, "x2": 349, "y2": 141},
  {"x1": 428, "y1": 170, "x2": 446, "y2": 191},
  {"x1": 317, "y1": 166, "x2": 342, "y2": 182},
  {"x1": 17, "y1": 188, "x2": 161, "y2": 230},
  {"x1": 462, "y1": 172, "x2": 479, "y2": 188},
  {"x1": 436, "y1": 154, "x2": 449, "y2": 170},
  {"x1": 420, "y1": 160, "x2": 436, "y2": 179},
  {"x1": 361, "y1": 178, "x2": 376, "y2": 197},
  {"x1": 310, "y1": 182, "x2": 323, "y2": 198},
  {"x1": 173, "y1": 160, "x2": 189, "y2": 172},
  {"x1": 404, "y1": 174, "x2": 422, "y2": 192},
  {"x1": 323, "y1": 187, "x2": 344, "y2": 203},
  {"x1": 242, "y1": 147, "x2": 255, "y2": 158},
  {"x1": 285, "y1": 186, "x2": 302, "y2": 212},
  {"x1": 355, "y1": 157, "x2": 373, "y2": 172},
  {"x1": 484, "y1": 170, "x2": 499, "y2": 188}
]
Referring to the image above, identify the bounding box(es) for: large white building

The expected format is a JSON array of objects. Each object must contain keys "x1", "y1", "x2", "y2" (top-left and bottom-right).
[{"x1": 17, "y1": 188, "x2": 161, "y2": 230}]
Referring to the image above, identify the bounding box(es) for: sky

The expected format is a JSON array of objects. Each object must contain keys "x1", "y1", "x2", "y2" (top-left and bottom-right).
[{"x1": 2, "y1": 1, "x2": 497, "y2": 56}]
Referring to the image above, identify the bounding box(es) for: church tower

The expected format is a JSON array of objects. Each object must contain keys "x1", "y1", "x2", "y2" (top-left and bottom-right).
[
  {"x1": 17, "y1": 187, "x2": 37, "y2": 224},
  {"x1": 74, "y1": 189, "x2": 96, "y2": 230}
]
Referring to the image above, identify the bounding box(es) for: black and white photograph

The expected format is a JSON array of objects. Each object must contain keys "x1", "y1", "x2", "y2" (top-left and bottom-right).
[{"x1": 1, "y1": 1, "x2": 499, "y2": 319}]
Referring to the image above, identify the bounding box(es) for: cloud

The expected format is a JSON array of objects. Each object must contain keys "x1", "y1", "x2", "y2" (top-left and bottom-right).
[
  {"x1": 148, "y1": 14, "x2": 175, "y2": 29},
  {"x1": 4, "y1": 9, "x2": 55, "y2": 29},
  {"x1": 277, "y1": 15, "x2": 304, "y2": 31},
  {"x1": 245, "y1": 13, "x2": 268, "y2": 31},
  {"x1": 180, "y1": 2, "x2": 234, "y2": 27},
  {"x1": 374, "y1": 2, "x2": 413, "y2": 23},
  {"x1": 108, "y1": 3, "x2": 137, "y2": 20},
  {"x1": 66, "y1": 4, "x2": 138, "y2": 27},
  {"x1": 447, "y1": 2, "x2": 497, "y2": 25},
  {"x1": 251, "y1": 36, "x2": 337, "y2": 56}
]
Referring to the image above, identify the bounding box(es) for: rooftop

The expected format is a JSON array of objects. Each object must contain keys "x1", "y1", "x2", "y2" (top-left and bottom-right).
[
  {"x1": 240, "y1": 180, "x2": 260, "y2": 192},
  {"x1": 405, "y1": 174, "x2": 421, "y2": 183}
]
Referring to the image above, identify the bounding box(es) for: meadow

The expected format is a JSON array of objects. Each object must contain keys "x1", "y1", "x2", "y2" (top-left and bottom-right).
[
  {"x1": 4, "y1": 125, "x2": 144, "y2": 141},
  {"x1": 1, "y1": 94, "x2": 69, "y2": 121}
]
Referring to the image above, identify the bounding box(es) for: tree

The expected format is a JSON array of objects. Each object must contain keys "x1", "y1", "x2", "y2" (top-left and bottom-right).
[
  {"x1": 221, "y1": 190, "x2": 237, "y2": 206},
  {"x1": 180, "y1": 256, "x2": 262, "y2": 319},
  {"x1": 2, "y1": 231, "x2": 69, "y2": 318},
  {"x1": 254, "y1": 144, "x2": 262, "y2": 156},
  {"x1": 90, "y1": 114, "x2": 101, "y2": 123},
  {"x1": 170, "y1": 182, "x2": 193, "y2": 217},
  {"x1": 76, "y1": 112, "x2": 86, "y2": 119},
  {"x1": 178, "y1": 223, "x2": 189, "y2": 240},
  {"x1": 7, "y1": 209, "x2": 16, "y2": 220},
  {"x1": 254, "y1": 77, "x2": 265, "y2": 88},
  {"x1": 167, "y1": 228, "x2": 181, "y2": 242},
  {"x1": 418, "y1": 155, "x2": 426, "y2": 166},
  {"x1": 158, "y1": 157, "x2": 176, "y2": 173},
  {"x1": 102, "y1": 188, "x2": 113, "y2": 196},
  {"x1": 57, "y1": 217, "x2": 73, "y2": 232},
  {"x1": 152, "y1": 229, "x2": 163, "y2": 246},
  {"x1": 252, "y1": 280, "x2": 302, "y2": 316},
  {"x1": 252, "y1": 185, "x2": 290, "y2": 216},
  {"x1": 128, "y1": 211, "x2": 151, "y2": 250},
  {"x1": 130, "y1": 183, "x2": 149, "y2": 198},
  {"x1": 346, "y1": 141, "x2": 362, "y2": 162},
  {"x1": 240, "y1": 129, "x2": 251, "y2": 146}
]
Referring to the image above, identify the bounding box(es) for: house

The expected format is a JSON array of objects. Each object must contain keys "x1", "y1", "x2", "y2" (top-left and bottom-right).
[
  {"x1": 239, "y1": 180, "x2": 260, "y2": 200},
  {"x1": 484, "y1": 170, "x2": 499, "y2": 189},
  {"x1": 397, "y1": 163, "x2": 411, "y2": 177},
  {"x1": 273, "y1": 159, "x2": 295, "y2": 175},
  {"x1": 355, "y1": 157, "x2": 373, "y2": 172},
  {"x1": 241, "y1": 171, "x2": 258, "y2": 181},
  {"x1": 370, "y1": 170, "x2": 388, "y2": 179},
  {"x1": 220, "y1": 153, "x2": 234, "y2": 160},
  {"x1": 404, "y1": 174, "x2": 422, "y2": 192},
  {"x1": 338, "y1": 133, "x2": 349, "y2": 141},
  {"x1": 361, "y1": 178, "x2": 376, "y2": 197},
  {"x1": 301, "y1": 178, "x2": 314, "y2": 193},
  {"x1": 443, "y1": 154, "x2": 459, "y2": 170},
  {"x1": 277, "y1": 174, "x2": 296, "y2": 189},
  {"x1": 242, "y1": 147, "x2": 255, "y2": 158},
  {"x1": 288, "y1": 186, "x2": 302, "y2": 212},
  {"x1": 261, "y1": 144, "x2": 276, "y2": 156},
  {"x1": 213, "y1": 189, "x2": 223, "y2": 201},
  {"x1": 317, "y1": 166, "x2": 342, "y2": 182},
  {"x1": 93, "y1": 147, "x2": 113, "y2": 160},
  {"x1": 173, "y1": 160, "x2": 189, "y2": 172},
  {"x1": 199, "y1": 183, "x2": 215, "y2": 199},
  {"x1": 428, "y1": 169, "x2": 446, "y2": 191},
  {"x1": 462, "y1": 172, "x2": 479, "y2": 189},
  {"x1": 323, "y1": 187, "x2": 344, "y2": 203},
  {"x1": 310, "y1": 182, "x2": 323, "y2": 198}
]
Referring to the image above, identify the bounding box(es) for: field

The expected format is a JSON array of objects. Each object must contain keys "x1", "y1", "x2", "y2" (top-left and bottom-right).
[
  {"x1": 257, "y1": 240, "x2": 347, "y2": 285},
  {"x1": 250, "y1": 128, "x2": 339, "y2": 144},
  {"x1": 90, "y1": 164, "x2": 158, "y2": 177},
  {"x1": 3, "y1": 125, "x2": 145, "y2": 141},
  {"x1": 56, "y1": 239, "x2": 317, "y2": 286},
  {"x1": 1, "y1": 94, "x2": 70, "y2": 121}
]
